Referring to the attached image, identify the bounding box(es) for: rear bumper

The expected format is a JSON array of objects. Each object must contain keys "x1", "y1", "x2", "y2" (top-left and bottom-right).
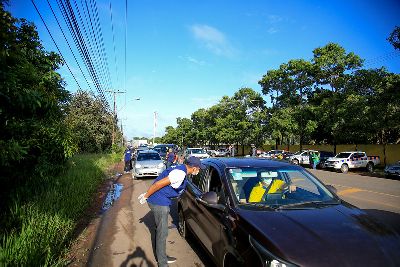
[{"x1": 134, "y1": 167, "x2": 165, "y2": 177}]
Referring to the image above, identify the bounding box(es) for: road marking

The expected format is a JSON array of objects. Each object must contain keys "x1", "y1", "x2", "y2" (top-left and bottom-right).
[
  {"x1": 345, "y1": 194, "x2": 400, "y2": 210},
  {"x1": 337, "y1": 188, "x2": 363, "y2": 196},
  {"x1": 330, "y1": 183, "x2": 400, "y2": 199}
]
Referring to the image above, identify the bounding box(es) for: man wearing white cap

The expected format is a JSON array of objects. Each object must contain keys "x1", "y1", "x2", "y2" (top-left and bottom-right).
[{"x1": 138, "y1": 156, "x2": 206, "y2": 266}]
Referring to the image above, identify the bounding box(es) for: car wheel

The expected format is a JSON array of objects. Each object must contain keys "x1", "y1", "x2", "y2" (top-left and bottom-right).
[
  {"x1": 340, "y1": 164, "x2": 349, "y2": 173},
  {"x1": 292, "y1": 159, "x2": 299, "y2": 165},
  {"x1": 178, "y1": 208, "x2": 190, "y2": 239},
  {"x1": 366, "y1": 162, "x2": 374, "y2": 173}
]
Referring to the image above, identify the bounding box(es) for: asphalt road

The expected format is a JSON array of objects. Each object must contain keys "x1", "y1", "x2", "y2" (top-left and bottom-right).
[{"x1": 87, "y1": 167, "x2": 400, "y2": 267}]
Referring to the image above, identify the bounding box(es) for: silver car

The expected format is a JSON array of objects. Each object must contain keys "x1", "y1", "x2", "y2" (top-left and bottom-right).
[
  {"x1": 384, "y1": 161, "x2": 400, "y2": 178},
  {"x1": 132, "y1": 150, "x2": 166, "y2": 179}
]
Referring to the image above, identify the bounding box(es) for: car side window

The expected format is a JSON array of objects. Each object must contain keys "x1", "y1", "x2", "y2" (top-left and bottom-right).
[
  {"x1": 208, "y1": 167, "x2": 227, "y2": 204},
  {"x1": 190, "y1": 167, "x2": 210, "y2": 192}
]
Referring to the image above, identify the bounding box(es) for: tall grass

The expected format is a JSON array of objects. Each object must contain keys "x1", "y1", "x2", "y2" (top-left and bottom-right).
[{"x1": 0, "y1": 153, "x2": 121, "y2": 266}]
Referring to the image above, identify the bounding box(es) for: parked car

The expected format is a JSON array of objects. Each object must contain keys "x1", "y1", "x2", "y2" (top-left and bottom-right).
[
  {"x1": 324, "y1": 151, "x2": 380, "y2": 173},
  {"x1": 132, "y1": 150, "x2": 165, "y2": 179},
  {"x1": 177, "y1": 158, "x2": 400, "y2": 267},
  {"x1": 317, "y1": 151, "x2": 335, "y2": 168},
  {"x1": 152, "y1": 144, "x2": 176, "y2": 159},
  {"x1": 210, "y1": 148, "x2": 230, "y2": 157},
  {"x1": 259, "y1": 150, "x2": 285, "y2": 159},
  {"x1": 288, "y1": 150, "x2": 316, "y2": 165},
  {"x1": 185, "y1": 148, "x2": 210, "y2": 159},
  {"x1": 384, "y1": 161, "x2": 400, "y2": 178}
]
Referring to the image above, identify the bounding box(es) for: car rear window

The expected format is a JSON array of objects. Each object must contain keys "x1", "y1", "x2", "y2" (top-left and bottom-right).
[{"x1": 137, "y1": 153, "x2": 161, "y2": 161}]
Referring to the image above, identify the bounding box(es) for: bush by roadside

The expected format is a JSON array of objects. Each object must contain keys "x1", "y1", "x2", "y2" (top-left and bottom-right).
[{"x1": 0, "y1": 153, "x2": 121, "y2": 266}]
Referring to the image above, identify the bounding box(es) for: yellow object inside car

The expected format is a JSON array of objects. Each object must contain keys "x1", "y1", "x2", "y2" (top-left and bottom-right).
[{"x1": 249, "y1": 179, "x2": 285, "y2": 202}]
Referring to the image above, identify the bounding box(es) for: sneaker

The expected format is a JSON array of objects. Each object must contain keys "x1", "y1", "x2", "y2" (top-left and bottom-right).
[{"x1": 167, "y1": 256, "x2": 177, "y2": 264}]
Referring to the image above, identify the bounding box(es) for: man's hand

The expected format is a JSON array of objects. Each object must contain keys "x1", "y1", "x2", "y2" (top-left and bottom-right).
[{"x1": 138, "y1": 193, "x2": 147, "y2": 204}]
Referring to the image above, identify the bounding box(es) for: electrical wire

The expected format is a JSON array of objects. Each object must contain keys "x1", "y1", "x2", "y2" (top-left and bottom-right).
[
  {"x1": 31, "y1": 0, "x2": 84, "y2": 92},
  {"x1": 45, "y1": 0, "x2": 95, "y2": 95}
]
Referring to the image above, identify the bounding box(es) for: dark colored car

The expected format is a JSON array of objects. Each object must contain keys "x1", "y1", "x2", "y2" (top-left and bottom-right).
[
  {"x1": 318, "y1": 150, "x2": 335, "y2": 168},
  {"x1": 384, "y1": 162, "x2": 400, "y2": 178},
  {"x1": 177, "y1": 158, "x2": 400, "y2": 267},
  {"x1": 152, "y1": 144, "x2": 176, "y2": 159}
]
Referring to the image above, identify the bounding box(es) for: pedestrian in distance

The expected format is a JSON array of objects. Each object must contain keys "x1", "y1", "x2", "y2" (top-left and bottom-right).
[
  {"x1": 312, "y1": 151, "x2": 320, "y2": 169},
  {"x1": 138, "y1": 156, "x2": 206, "y2": 267},
  {"x1": 309, "y1": 152, "x2": 314, "y2": 169},
  {"x1": 124, "y1": 147, "x2": 132, "y2": 173},
  {"x1": 166, "y1": 148, "x2": 176, "y2": 169},
  {"x1": 251, "y1": 144, "x2": 257, "y2": 157}
]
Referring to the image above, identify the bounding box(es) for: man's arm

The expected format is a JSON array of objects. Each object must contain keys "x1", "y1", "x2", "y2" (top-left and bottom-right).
[{"x1": 144, "y1": 177, "x2": 171, "y2": 198}]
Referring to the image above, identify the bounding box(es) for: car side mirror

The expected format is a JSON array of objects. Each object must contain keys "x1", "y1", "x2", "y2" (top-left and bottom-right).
[
  {"x1": 326, "y1": 185, "x2": 337, "y2": 194},
  {"x1": 197, "y1": 192, "x2": 226, "y2": 211}
]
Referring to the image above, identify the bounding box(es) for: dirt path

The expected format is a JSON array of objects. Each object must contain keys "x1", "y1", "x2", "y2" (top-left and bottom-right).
[{"x1": 68, "y1": 165, "x2": 207, "y2": 267}]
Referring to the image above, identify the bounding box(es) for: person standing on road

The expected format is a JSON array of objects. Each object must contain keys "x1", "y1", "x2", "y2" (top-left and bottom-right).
[
  {"x1": 312, "y1": 152, "x2": 320, "y2": 169},
  {"x1": 166, "y1": 148, "x2": 176, "y2": 169},
  {"x1": 124, "y1": 147, "x2": 132, "y2": 173},
  {"x1": 251, "y1": 144, "x2": 257, "y2": 157},
  {"x1": 138, "y1": 156, "x2": 206, "y2": 267}
]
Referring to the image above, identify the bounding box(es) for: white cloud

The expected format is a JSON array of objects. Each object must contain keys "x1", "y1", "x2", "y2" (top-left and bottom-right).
[
  {"x1": 267, "y1": 15, "x2": 283, "y2": 24},
  {"x1": 178, "y1": 55, "x2": 206, "y2": 65},
  {"x1": 267, "y1": 27, "x2": 278, "y2": 34},
  {"x1": 190, "y1": 96, "x2": 221, "y2": 109},
  {"x1": 189, "y1": 24, "x2": 236, "y2": 57}
]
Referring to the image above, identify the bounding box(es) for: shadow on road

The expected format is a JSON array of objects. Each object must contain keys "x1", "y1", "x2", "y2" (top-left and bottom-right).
[
  {"x1": 139, "y1": 211, "x2": 157, "y2": 262},
  {"x1": 120, "y1": 246, "x2": 156, "y2": 267}
]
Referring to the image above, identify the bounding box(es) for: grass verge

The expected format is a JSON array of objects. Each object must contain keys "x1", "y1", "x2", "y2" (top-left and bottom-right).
[{"x1": 0, "y1": 153, "x2": 121, "y2": 266}]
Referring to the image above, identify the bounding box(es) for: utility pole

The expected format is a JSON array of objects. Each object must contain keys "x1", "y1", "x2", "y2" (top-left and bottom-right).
[
  {"x1": 153, "y1": 111, "x2": 157, "y2": 145},
  {"x1": 106, "y1": 90, "x2": 126, "y2": 146}
]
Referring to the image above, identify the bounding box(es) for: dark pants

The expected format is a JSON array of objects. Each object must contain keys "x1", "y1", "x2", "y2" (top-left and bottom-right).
[
  {"x1": 124, "y1": 160, "x2": 131, "y2": 172},
  {"x1": 166, "y1": 161, "x2": 173, "y2": 169},
  {"x1": 148, "y1": 202, "x2": 170, "y2": 267}
]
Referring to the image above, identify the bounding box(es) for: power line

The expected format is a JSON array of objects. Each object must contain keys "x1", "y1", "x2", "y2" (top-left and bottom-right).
[
  {"x1": 31, "y1": 0, "x2": 84, "y2": 92},
  {"x1": 56, "y1": 0, "x2": 109, "y2": 105},
  {"x1": 45, "y1": 0, "x2": 95, "y2": 95},
  {"x1": 109, "y1": 0, "x2": 120, "y2": 91},
  {"x1": 363, "y1": 51, "x2": 400, "y2": 68}
]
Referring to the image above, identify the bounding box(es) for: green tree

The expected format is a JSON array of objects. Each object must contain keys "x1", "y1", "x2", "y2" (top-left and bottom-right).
[
  {"x1": 0, "y1": 1, "x2": 76, "y2": 187},
  {"x1": 65, "y1": 90, "x2": 115, "y2": 153},
  {"x1": 387, "y1": 26, "x2": 400, "y2": 50},
  {"x1": 312, "y1": 42, "x2": 363, "y2": 92}
]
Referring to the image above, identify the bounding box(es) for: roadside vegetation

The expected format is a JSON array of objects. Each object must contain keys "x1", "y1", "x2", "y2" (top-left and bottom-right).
[
  {"x1": 0, "y1": 153, "x2": 121, "y2": 266},
  {"x1": 0, "y1": 2, "x2": 123, "y2": 266}
]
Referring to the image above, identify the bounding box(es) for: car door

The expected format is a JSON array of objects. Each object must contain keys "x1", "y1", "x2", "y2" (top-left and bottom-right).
[
  {"x1": 195, "y1": 165, "x2": 229, "y2": 260},
  {"x1": 187, "y1": 164, "x2": 228, "y2": 260},
  {"x1": 183, "y1": 166, "x2": 209, "y2": 242}
]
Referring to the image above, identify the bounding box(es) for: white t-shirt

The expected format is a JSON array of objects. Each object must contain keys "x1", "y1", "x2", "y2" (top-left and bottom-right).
[{"x1": 169, "y1": 169, "x2": 186, "y2": 189}]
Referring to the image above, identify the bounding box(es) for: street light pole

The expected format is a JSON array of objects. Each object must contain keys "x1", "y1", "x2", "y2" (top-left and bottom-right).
[
  {"x1": 106, "y1": 90, "x2": 126, "y2": 146},
  {"x1": 153, "y1": 111, "x2": 157, "y2": 145}
]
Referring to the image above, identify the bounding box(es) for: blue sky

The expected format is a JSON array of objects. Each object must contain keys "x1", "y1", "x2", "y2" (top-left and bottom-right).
[{"x1": 7, "y1": 0, "x2": 400, "y2": 140}]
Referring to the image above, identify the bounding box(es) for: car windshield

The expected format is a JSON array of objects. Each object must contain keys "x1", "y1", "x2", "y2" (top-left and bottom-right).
[
  {"x1": 293, "y1": 151, "x2": 302, "y2": 155},
  {"x1": 190, "y1": 149, "x2": 205, "y2": 154},
  {"x1": 137, "y1": 153, "x2": 161, "y2": 161},
  {"x1": 335, "y1": 153, "x2": 351, "y2": 158},
  {"x1": 227, "y1": 166, "x2": 335, "y2": 208}
]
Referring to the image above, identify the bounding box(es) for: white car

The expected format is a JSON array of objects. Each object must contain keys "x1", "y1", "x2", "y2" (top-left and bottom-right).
[
  {"x1": 324, "y1": 151, "x2": 380, "y2": 173},
  {"x1": 132, "y1": 150, "x2": 166, "y2": 179},
  {"x1": 185, "y1": 148, "x2": 210, "y2": 159}
]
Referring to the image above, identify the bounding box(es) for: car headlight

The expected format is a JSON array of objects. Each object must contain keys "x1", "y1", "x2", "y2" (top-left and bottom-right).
[
  {"x1": 249, "y1": 235, "x2": 296, "y2": 267},
  {"x1": 135, "y1": 163, "x2": 142, "y2": 169},
  {"x1": 158, "y1": 163, "x2": 164, "y2": 168}
]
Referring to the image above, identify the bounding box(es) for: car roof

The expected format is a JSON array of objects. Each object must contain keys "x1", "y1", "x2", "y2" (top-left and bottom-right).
[
  {"x1": 203, "y1": 157, "x2": 297, "y2": 169},
  {"x1": 137, "y1": 149, "x2": 159, "y2": 154}
]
